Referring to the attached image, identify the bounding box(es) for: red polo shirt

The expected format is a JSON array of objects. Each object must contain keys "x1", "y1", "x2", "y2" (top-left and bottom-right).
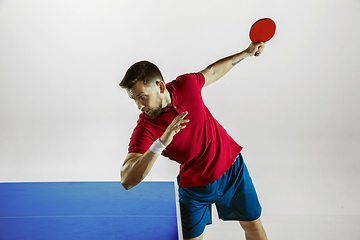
[{"x1": 128, "y1": 73, "x2": 242, "y2": 188}]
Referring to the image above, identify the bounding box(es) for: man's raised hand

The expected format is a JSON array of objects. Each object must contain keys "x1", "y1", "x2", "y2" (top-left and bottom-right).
[
  {"x1": 245, "y1": 42, "x2": 266, "y2": 56},
  {"x1": 160, "y1": 111, "x2": 189, "y2": 146}
]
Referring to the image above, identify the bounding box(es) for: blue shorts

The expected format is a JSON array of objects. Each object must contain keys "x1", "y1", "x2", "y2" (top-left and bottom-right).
[{"x1": 178, "y1": 153, "x2": 262, "y2": 239}]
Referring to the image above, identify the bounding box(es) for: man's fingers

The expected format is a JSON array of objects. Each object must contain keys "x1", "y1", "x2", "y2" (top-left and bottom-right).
[
  {"x1": 173, "y1": 119, "x2": 189, "y2": 129},
  {"x1": 172, "y1": 111, "x2": 189, "y2": 125},
  {"x1": 257, "y1": 42, "x2": 265, "y2": 53},
  {"x1": 161, "y1": 111, "x2": 189, "y2": 145},
  {"x1": 173, "y1": 123, "x2": 187, "y2": 134},
  {"x1": 169, "y1": 111, "x2": 190, "y2": 134},
  {"x1": 178, "y1": 111, "x2": 188, "y2": 120}
]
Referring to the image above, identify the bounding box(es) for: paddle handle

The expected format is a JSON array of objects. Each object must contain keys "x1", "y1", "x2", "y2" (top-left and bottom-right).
[{"x1": 254, "y1": 41, "x2": 265, "y2": 56}]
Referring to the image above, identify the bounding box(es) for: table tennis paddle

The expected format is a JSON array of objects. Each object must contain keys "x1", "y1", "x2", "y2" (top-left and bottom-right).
[{"x1": 249, "y1": 18, "x2": 276, "y2": 56}]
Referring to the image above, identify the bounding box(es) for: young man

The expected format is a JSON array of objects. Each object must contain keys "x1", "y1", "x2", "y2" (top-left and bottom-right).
[{"x1": 119, "y1": 42, "x2": 267, "y2": 240}]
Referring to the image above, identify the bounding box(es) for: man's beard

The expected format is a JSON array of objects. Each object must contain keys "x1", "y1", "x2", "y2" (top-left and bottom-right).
[{"x1": 143, "y1": 100, "x2": 162, "y2": 119}]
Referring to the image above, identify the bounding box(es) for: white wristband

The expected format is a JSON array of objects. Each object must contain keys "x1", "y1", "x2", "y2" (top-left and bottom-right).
[{"x1": 149, "y1": 139, "x2": 166, "y2": 155}]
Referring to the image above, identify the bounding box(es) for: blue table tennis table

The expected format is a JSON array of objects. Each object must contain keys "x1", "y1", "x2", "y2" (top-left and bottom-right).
[{"x1": 0, "y1": 181, "x2": 180, "y2": 240}]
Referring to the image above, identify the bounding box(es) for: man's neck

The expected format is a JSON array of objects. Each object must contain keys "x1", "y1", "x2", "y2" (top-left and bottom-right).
[{"x1": 162, "y1": 88, "x2": 172, "y2": 108}]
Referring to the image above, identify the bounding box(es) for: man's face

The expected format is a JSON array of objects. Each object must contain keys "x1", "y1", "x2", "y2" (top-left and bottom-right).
[{"x1": 126, "y1": 81, "x2": 163, "y2": 119}]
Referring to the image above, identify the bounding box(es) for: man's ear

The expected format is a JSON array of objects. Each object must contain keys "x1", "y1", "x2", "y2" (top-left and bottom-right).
[{"x1": 156, "y1": 80, "x2": 166, "y2": 94}]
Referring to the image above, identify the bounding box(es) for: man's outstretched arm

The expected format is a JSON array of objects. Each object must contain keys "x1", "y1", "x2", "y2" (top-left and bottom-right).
[{"x1": 200, "y1": 42, "x2": 265, "y2": 87}]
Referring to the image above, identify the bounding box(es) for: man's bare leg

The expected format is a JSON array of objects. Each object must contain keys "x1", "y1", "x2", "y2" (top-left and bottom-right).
[
  {"x1": 239, "y1": 218, "x2": 267, "y2": 240},
  {"x1": 183, "y1": 232, "x2": 204, "y2": 240}
]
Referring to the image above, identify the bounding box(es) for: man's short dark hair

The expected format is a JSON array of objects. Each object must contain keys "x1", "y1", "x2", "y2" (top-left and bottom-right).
[{"x1": 119, "y1": 60, "x2": 164, "y2": 89}]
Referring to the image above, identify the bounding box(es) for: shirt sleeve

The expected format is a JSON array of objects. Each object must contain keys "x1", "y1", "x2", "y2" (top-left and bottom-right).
[
  {"x1": 176, "y1": 72, "x2": 205, "y2": 89},
  {"x1": 196, "y1": 72, "x2": 206, "y2": 88},
  {"x1": 192, "y1": 72, "x2": 205, "y2": 88},
  {"x1": 128, "y1": 120, "x2": 156, "y2": 154}
]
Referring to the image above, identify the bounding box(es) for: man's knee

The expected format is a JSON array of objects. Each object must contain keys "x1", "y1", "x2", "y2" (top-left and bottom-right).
[
  {"x1": 240, "y1": 218, "x2": 267, "y2": 239},
  {"x1": 240, "y1": 218, "x2": 265, "y2": 233}
]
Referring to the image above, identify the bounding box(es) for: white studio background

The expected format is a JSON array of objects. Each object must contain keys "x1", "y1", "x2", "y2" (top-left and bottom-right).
[{"x1": 1, "y1": 0, "x2": 360, "y2": 225}]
